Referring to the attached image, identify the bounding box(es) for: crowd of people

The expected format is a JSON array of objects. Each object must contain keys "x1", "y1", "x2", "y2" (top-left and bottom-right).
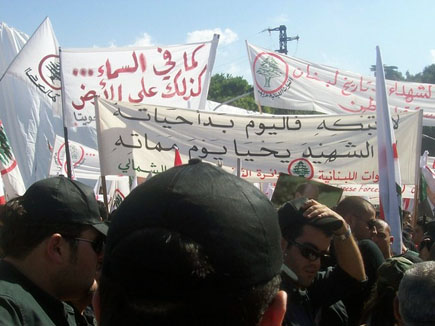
[{"x1": 0, "y1": 159, "x2": 434, "y2": 326}]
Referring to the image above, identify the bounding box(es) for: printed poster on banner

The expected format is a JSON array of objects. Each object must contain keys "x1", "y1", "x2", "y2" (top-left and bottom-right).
[
  {"x1": 95, "y1": 98, "x2": 421, "y2": 184},
  {"x1": 61, "y1": 35, "x2": 219, "y2": 128},
  {"x1": 246, "y1": 42, "x2": 435, "y2": 126}
]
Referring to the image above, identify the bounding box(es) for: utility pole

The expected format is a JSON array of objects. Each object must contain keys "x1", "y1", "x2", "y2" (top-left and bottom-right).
[{"x1": 264, "y1": 25, "x2": 299, "y2": 55}]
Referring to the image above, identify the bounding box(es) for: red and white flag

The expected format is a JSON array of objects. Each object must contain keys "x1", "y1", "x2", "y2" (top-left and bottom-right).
[
  {"x1": 0, "y1": 179, "x2": 5, "y2": 205},
  {"x1": 174, "y1": 146, "x2": 183, "y2": 166},
  {"x1": 375, "y1": 46, "x2": 403, "y2": 255},
  {"x1": 0, "y1": 121, "x2": 26, "y2": 200}
]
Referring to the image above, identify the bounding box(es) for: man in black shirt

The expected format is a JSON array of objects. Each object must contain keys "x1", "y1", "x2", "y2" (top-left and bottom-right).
[
  {"x1": 0, "y1": 176, "x2": 107, "y2": 325},
  {"x1": 278, "y1": 198, "x2": 366, "y2": 326}
]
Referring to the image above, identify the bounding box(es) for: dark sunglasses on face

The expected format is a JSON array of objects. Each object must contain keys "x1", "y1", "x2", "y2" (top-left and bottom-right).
[
  {"x1": 419, "y1": 237, "x2": 434, "y2": 251},
  {"x1": 63, "y1": 235, "x2": 105, "y2": 255},
  {"x1": 288, "y1": 240, "x2": 329, "y2": 261},
  {"x1": 367, "y1": 219, "x2": 377, "y2": 230}
]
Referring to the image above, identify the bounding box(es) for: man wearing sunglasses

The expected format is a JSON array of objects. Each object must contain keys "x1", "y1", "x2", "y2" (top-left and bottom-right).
[
  {"x1": 0, "y1": 176, "x2": 107, "y2": 325},
  {"x1": 278, "y1": 198, "x2": 366, "y2": 326}
]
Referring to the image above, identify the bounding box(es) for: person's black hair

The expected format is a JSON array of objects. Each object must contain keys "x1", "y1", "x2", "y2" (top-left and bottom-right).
[{"x1": 99, "y1": 228, "x2": 280, "y2": 326}]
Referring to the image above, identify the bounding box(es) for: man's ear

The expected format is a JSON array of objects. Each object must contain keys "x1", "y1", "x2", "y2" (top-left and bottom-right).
[
  {"x1": 46, "y1": 233, "x2": 66, "y2": 264},
  {"x1": 92, "y1": 288, "x2": 101, "y2": 324},
  {"x1": 259, "y1": 290, "x2": 287, "y2": 326}
]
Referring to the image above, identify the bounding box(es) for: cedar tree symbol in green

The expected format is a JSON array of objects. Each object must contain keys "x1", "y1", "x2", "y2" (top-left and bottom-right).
[
  {"x1": 292, "y1": 161, "x2": 311, "y2": 177},
  {"x1": 0, "y1": 124, "x2": 13, "y2": 166},
  {"x1": 256, "y1": 56, "x2": 283, "y2": 88}
]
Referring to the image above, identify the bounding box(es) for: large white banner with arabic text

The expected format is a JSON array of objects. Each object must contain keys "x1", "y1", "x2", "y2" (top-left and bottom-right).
[
  {"x1": 247, "y1": 42, "x2": 435, "y2": 126},
  {"x1": 96, "y1": 98, "x2": 421, "y2": 184},
  {"x1": 61, "y1": 35, "x2": 219, "y2": 127}
]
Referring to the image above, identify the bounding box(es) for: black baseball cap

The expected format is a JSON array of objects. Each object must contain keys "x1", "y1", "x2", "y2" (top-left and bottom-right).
[
  {"x1": 103, "y1": 159, "x2": 282, "y2": 296},
  {"x1": 21, "y1": 176, "x2": 108, "y2": 235},
  {"x1": 278, "y1": 197, "x2": 343, "y2": 239}
]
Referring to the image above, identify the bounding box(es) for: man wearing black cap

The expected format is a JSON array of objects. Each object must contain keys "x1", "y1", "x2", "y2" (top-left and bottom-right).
[
  {"x1": 278, "y1": 198, "x2": 366, "y2": 326},
  {"x1": 93, "y1": 159, "x2": 287, "y2": 326},
  {"x1": 0, "y1": 176, "x2": 107, "y2": 325}
]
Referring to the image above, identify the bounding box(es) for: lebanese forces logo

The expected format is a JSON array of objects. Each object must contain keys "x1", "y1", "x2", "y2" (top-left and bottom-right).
[
  {"x1": 288, "y1": 158, "x2": 314, "y2": 179},
  {"x1": 253, "y1": 52, "x2": 293, "y2": 99},
  {"x1": 57, "y1": 142, "x2": 85, "y2": 176},
  {"x1": 25, "y1": 54, "x2": 61, "y2": 103}
]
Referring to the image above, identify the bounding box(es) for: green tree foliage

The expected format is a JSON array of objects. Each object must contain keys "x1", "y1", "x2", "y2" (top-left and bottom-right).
[
  {"x1": 370, "y1": 65, "x2": 404, "y2": 81},
  {"x1": 208, "y1": 73, "x2": 258, "y2": 112},
  {"x1": 405, "y1": 64, "x2": 435, "y2": 84},
  {"x1": 207, "y1": 73, "x2": 317, "y2": 114}
]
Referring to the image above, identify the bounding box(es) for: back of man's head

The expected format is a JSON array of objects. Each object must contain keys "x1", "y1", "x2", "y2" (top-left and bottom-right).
[
  {"x1": 97, "y1": 160, "x2": 285, "y2": 326},
  {"x1": 396, "y1": 261, "x2": 435, "y2": 326},
  {"x1": 335, "y1": 196, "x2": 375, "y2": 221}
]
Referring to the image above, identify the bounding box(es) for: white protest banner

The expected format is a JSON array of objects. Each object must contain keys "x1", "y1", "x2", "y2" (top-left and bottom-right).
[
  {"x1": 48, "y1": 135, "x2": 100, "y2": 180},
  {"x1": 0, "y1": 17, "x2": 61, "y2": 115},
  {"x1": 61, "y1": 35, "x2": 219, "y2": 128},
  {"x1": 0, "y1": 120, "x2": 26, "y2": 200},
  {"x1": 246, "y1": 42, "x2": 435, "y2": 126},
  {"x1": 338, "y1": 184, "x2": 415, "y2": 204},
  {"x1": 96, "y1": 98, "x2": 421, "y2": 184}
]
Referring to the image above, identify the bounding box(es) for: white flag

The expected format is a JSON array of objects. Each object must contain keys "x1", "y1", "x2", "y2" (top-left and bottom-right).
[
  {"x1": 0, "y1": 121, "x2": 26, "y2": 200},
  {"x1": 0, "y1": 17, "x2": 61, "y2": 115},
  {"x1": 107, "y1": 176, "x2": 130, "y2": 212},
  {"x1": 376, "y1": 46, "x2": 405, "y2": 255},
  {"x1": 60, "y1": 35, "x2": 219, "y2": 127},
  {"x1": 48, "y1": 135, "x2": 100, "y2": 179},
  {"x1": 0, "y1": 18, "x2": 98, "y2": 187}
]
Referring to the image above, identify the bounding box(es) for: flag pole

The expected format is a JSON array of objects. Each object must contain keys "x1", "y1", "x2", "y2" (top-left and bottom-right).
[
  {"x1": 58, "y1": 47, "x2": 73, "y2": 179},
  {"x1": 413, "y1": 112, "x2": 424, "y2": 227},
  {"x1": 93, "y1": 95, "x2": 109, "y2": 212}
]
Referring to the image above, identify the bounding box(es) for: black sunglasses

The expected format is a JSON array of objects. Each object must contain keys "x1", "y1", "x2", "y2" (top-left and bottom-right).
[
  {"x1": 63, "y1": 235, "x2": 105, "y2": 255},
  {"x1": 419, "y1": 237, "x2": 434, "y2": 251},
  {"x1": 367, "y1": 219, "x2": 377, "y2": 230},
  {"x1": 288, "y1": 240, "x2": 329, "y2": 261}
]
